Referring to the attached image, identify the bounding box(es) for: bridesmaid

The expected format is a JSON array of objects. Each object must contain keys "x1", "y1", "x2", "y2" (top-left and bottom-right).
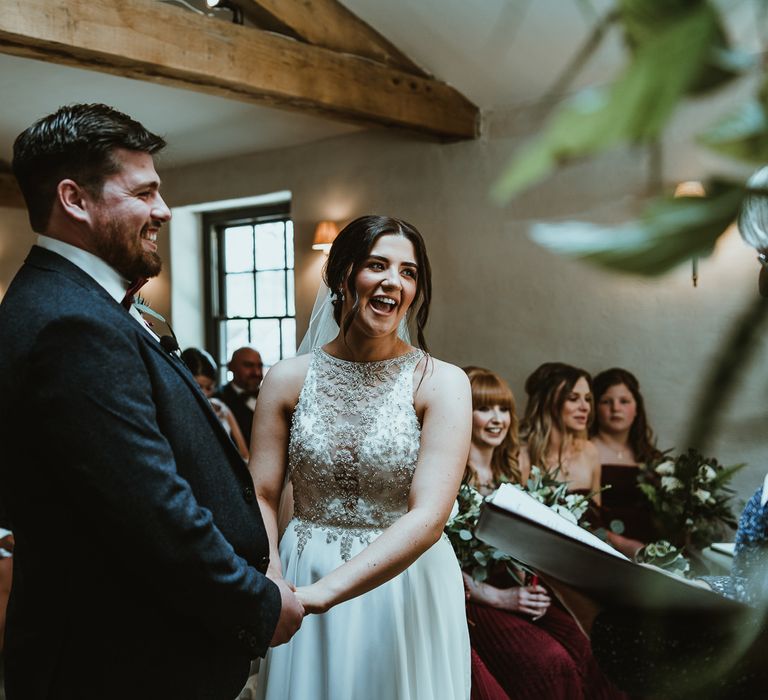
[
  {"x1": 590, "y1": 368, "x2": 660, "y2": 555},
  {"x1": 518, "y1": 364, "x2": 601, "y2": 505},
  {"x1": 461, "y1": 367, "x2": 625, "y2": 700}
]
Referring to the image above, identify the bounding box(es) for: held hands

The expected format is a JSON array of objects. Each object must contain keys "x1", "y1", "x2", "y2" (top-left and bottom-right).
[
  {"x1": 268, "y1": 574, "x2": 305, "y2": 647},
  {"x1": 295, "y1": 581, "x2": 333, "y2": 614},
  {"x1": 496, "y1": 585, "x2": 551, "y2": 620}
]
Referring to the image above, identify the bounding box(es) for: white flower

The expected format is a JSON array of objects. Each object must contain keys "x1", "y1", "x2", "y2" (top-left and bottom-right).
[
  {"x1": 661, "y1": 475, "x2": 684, "y2": 492},
  {"x1": 469, "y1": 489, "x2": 484, "y2": 507},
  {"x1": 655, "y1": 460, "x2": 676, "y2": 476},
  {"x1": 448, "y1": 499, "x2": 459, "y2": 523},
  {"x1": 564, "y1": 494, "x2": 589, "y2": 519},
  {"x1": 551, "y1": 504, "x2": 578, "y2": 525},
  {"x1": 698, "y1": 465, "x2": 716, "y2": 482},
  {"x1": 694, "y1": 488, "x2": 711, "y2": 504}
]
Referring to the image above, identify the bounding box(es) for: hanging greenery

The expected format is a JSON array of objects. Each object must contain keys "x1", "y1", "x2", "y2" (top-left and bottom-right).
[
  {"x1": 494, "y1": 0, "x2": 768, "y2": 451},
  {"x1": 495, "y1": 0, "x2": 766, "y2": 277}
]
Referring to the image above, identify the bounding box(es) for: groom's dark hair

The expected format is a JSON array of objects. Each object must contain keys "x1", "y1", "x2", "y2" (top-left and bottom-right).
[{"x1": 12, "y1": 103, "x2": 166, "y2": 233}]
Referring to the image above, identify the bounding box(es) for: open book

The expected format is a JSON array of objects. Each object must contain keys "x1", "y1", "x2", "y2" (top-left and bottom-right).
[{"x1": 475, "y1": 484, "x2": 745, "y2": 612}]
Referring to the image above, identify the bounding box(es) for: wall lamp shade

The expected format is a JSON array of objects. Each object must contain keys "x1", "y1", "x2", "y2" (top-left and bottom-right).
[
  {"x1": 206, "y1": 0, "x2": 243, "y2": 24},
  {"x1": 312, "y1": 221, "x2": 340, "y2": 253},
  {"x1": 674, "y1": 181, "x2": 705, "y2": 198}
]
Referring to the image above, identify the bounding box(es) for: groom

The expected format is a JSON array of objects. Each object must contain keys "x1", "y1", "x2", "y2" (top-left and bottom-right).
[{"x1": 0, "y1": 104, "x2": 303, "y2": 699}]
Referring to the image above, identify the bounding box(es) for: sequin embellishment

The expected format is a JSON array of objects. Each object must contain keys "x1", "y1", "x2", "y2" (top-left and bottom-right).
[{"x1": 289, "y1": 348, "x2": 424, "y2": 561}]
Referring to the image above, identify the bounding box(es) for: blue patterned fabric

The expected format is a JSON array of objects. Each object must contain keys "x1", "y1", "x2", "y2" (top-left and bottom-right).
[{"x1": 701, "y1": 487, "x2": 768, "y2": 605}]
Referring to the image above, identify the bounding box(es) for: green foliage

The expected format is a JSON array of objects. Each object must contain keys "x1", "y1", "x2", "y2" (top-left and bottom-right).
[
  {"x1": 528, "y1": 179, "x2": 745, "y2": 275},
  {"x1": 493, "y1": 0, "x2": 765, "y2": 283},
  {"x1": 635, "y1": 539, "x2": 691, "y2": 577},
  {"x1": 493, "y1": 3, "x2": 723, "y2": 201},
  {"x1": 445, "y1": 467, "x2": 598, "y2": 582},
  {"x1": 638, "y1": 448, "x2": 745, "y2": 551},
  {"x1": 444, "y1": 483, "x2": 516, "y2": 583},
  {"x1": 618, "y1": 0, "x2": 741, "y2": 94},
  {"x1": 698, "y1": 79, "x2": 768, "y2": 163}
]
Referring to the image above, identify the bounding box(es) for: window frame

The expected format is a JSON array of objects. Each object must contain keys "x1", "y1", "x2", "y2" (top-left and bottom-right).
[{"x1": 202, "y1": 202, "x2": 294, "y2": 374}]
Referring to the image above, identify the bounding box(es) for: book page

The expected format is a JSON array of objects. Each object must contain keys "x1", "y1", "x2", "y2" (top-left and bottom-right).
[
  {"x1": 710, "y1": 542, "x2": 736, "y2": 556},
  {"x1": 490, "y1": 483, "x2": 628, "y2": 560}
]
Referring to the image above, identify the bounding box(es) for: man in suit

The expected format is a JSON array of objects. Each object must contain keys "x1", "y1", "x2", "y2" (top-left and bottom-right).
[
  {"x1": 216, "y1": 346, "x2": 264, "y2": 445},
  {"x1": 0, "y1": 103, "x2": 303, "y2": 699}
]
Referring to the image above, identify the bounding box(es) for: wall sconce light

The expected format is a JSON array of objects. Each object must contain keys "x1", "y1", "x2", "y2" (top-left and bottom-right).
[
  {"x1": 674, "y1": 181, "x2": 706, "y2": 198},
  {"x1": 674, "y1": 181, "x2": 706, "y2": 287},
  {"x1": 312, "y1": 220, "x2": 340, "y2": 254},
  {"x1": 206, "y1": 0, "x2": 243, "y2": 24}
]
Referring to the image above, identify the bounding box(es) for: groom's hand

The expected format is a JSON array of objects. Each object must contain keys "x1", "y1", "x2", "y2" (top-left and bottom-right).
[{"x1": 269, "y1": 576, "x2": 305, "y2": 646}]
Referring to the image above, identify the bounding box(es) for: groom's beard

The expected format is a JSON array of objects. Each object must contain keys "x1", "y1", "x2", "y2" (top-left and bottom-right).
[{"x1": 93, "y1": 217, "x2": 163, "y2": 282}]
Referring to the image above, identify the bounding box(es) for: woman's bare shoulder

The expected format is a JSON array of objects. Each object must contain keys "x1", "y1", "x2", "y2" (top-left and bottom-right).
[
  {"x1": 261, "y1": 354, "x2": 312, "y2": 403},
  {"x1": 575, "y1": 437, "x2": 600, "y2": 462},
  {"x1": 416, "y1": 355, "x2": 470, "y2": 398}
]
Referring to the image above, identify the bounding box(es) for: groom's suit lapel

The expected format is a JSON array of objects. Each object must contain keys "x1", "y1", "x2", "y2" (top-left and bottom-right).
[
  {"x1": 139, "y1": 334, "x2": 248, "y2": 468},
  {"x1": 26, "y1": 246, "x2": 247, "y2": 469}
]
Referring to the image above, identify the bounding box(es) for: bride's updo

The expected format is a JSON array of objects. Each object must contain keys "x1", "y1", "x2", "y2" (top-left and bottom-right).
[{"x1": 324, "y1": 215, "x2": 432, "y2": 351}]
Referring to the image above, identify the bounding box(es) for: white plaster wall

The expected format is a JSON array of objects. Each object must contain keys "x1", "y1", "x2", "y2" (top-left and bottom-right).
[{"x1": 160, "y1": 111, "x2": 768, "y2": 503}]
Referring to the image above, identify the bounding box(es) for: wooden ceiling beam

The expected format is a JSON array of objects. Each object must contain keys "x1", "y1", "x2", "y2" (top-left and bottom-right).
[
  {"x1": 244, "y1": 0, "x2": 429, "y2": 77},
  {"x1": 0, "y1": 0, "x2": 478, "y2": 141}
]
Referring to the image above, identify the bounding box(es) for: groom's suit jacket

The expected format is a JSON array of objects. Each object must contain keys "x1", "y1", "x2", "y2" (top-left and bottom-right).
[{"x1": 0, "y1": 246, "x2": 281, "y2": 700}]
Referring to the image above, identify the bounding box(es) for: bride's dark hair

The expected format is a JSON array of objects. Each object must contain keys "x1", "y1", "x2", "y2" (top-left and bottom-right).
[{"x1": 324, "y1": 215, "x2": 432, "y2": 351}]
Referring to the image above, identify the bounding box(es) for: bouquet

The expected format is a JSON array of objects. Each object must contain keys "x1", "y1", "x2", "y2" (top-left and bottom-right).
[
  {"x1": 445, "y1": 466, "x2": 595, "y2": 582},
  {"x1": 635, "y1": 540, "x2": 690, "y2": 578},
  {"x1": 638, "y1": 448, "x2": 744, "y2": 552}
]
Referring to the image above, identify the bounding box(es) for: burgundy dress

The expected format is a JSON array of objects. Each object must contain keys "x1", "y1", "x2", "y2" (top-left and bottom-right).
[
  {"x1": 467, "y1": 483, "x2": 627, "y2": 700},
  {"x1": 467, "y1": 567, "x2": 627, "y2": 700},
  {"x1": 600, "y1": 464, "x2": 657, "y2": 542}
]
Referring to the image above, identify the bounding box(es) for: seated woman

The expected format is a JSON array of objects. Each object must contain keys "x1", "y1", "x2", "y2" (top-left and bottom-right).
[
  {"x1": 460, "y1": 366, "x2": 625, "y2": 700},
  {"x1": 703, "y1": 477, "x2": 768, "y2": 605},
  {"x1": 590, "y1": 368, "x2": 661, "y2": 555},
  {"x1": 519, "y1": 364, "x2": 601, "y2": 506},
  {"x1": 181, "y1": 347, "x2": 250, "y2": 461}
]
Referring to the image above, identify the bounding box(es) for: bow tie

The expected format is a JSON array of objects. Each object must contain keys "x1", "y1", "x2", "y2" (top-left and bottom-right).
[{"x1": 122, "y1": 278, "x2": 149, "y2": 310}]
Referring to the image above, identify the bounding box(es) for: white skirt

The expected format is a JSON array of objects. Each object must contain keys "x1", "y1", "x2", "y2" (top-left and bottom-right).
[{"x1": 254, "y1": 519, "x2": 471, "y2": 700}]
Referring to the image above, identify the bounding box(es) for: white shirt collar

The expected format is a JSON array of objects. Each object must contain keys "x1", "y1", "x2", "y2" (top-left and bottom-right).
[
  {"x1": 37, "y1": 235, "x2": 128, "y2": 303},
  {"x1": 761, "y1": 473, "x2": 768, "y2": 507}
]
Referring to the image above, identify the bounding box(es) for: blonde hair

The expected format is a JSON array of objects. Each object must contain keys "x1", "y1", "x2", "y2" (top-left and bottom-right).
[
  {"x1": 520, "y1": 365, "x2": 593, "y2": 470},
  {"x1": 463, "y1": 366, "x2": 521, "y2": 485}
]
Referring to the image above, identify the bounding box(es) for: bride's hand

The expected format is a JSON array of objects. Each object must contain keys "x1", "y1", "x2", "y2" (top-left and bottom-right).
[{"x1": 295, "y1": 582, "x2": 333, "y2": 614}]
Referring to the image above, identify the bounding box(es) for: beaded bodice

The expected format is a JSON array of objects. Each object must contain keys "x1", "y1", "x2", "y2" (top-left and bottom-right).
[{"x1": 288, "y1": 347, "x2": 424, "y2": 560}]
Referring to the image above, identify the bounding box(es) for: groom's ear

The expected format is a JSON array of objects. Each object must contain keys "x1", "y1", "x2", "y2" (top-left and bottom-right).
[{"x1": 57, "y1": 179, "x2": 91, "y2": 225}]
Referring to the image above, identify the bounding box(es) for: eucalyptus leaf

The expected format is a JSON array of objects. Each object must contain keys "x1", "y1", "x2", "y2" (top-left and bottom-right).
[
  {"x1": 529, "y1": 180, "x2": 744, "y2": 275},
  {"x1": 618, "y1": 0, "x2": 740, "y2": 94},
  {"x1": 698, "y1": 80, "x2": 768, "y2": 163},
  {"x1": 493, "y1": 4, "x2": 719, "y2": 200},
  {"x1": 609, "y1": 519, "x2": 625, "y2": 534},
  {"x1": 473, "y1": 550, "x2": 489, "y2": 565}
]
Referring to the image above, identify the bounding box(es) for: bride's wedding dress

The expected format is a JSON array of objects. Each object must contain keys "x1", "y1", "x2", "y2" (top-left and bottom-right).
[{"x1": 255, "y1": 347, "x2": 470, "y2": 700}]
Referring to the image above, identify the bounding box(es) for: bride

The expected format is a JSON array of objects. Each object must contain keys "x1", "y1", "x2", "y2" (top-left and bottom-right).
[{"x1": 252, "y1": 215, "x2": 472, "y2": 700}]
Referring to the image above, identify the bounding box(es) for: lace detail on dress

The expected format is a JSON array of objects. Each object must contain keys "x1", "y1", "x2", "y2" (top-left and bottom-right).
[{"x1": 289, "y1": 347, "x2": 424, "y2": 561}]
